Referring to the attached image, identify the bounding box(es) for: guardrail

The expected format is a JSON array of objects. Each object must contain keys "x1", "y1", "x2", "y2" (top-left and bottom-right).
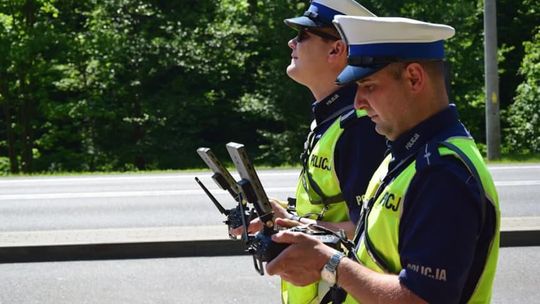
[{"x1": 0, "y1": 217, "x2": 538, "y2": 263}]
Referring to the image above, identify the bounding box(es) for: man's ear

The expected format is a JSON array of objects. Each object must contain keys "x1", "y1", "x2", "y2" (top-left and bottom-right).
[
  {"x1": 329, "y1": 40, "x2": 347, "y2": 60},
  {"x1": 404, "y1": 63, "x2": 426, "y2": 93}
]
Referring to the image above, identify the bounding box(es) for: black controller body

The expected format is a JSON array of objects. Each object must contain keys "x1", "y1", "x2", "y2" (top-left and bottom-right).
[
  {"x1": 249, "y1": 226, "x2": 343, "y2": 263},
  {"x1": 225, "y1": 204, "x2": 257, "y2": 229}
]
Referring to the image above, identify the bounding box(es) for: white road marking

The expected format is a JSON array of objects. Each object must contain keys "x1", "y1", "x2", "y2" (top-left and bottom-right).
[{"x1": 0, "y1": 180, "x2": 538, "y2": 200}]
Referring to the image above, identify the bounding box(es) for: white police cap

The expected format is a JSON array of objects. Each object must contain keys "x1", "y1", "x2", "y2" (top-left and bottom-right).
[
  {"x1": 284, "y1": 0, "x2": 375, "y2": 30},
  {"x1": 333, "y1": 16, "x2": 455, "y2": 85}
]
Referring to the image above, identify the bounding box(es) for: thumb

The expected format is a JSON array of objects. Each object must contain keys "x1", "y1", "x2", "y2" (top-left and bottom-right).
[
  {"x1": 269, "y1": 198, "x2": 288, "y2": 208},
  {"x1": 275, "y1": 217, "x2": 301, "y2": 229},
  {"x1": 247, "y1": 218, "x2": 263, "y2": 234},
  {"x1": 271, "y1": 230, "x2": 302, "y2": 244}
]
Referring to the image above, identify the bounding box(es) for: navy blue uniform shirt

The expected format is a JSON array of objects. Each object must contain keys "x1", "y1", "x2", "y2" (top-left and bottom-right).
[
  {"x1": 382, "y1": 105, "x2": 496, "y2": 303},
  {"x1": 309, "y1": 84, "x2": 386, "y2": 224}
]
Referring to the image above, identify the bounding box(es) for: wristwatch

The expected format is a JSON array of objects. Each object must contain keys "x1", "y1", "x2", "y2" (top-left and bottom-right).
[{"x1": 321, "y1": 251, "x2": 345, "y2": 285}]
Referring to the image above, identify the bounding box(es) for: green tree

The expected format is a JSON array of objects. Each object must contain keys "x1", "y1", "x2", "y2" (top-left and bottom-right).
[
  {"x1": 0, "y1": 0, "x2": 65, "y2": 173},
  {"x1": 505, "y1": 28, "x2": 540, "y2": 154},
  {"x1": 235, "y1": 0, "x2": 312, "y2": 165},
  {"x1": 1, "y1": 0, "x2": 538, "y2": 174}
]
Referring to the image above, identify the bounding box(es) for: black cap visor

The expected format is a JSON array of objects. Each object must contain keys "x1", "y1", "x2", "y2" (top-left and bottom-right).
[
  {"x1": 284, "y1": 16, "x2": 325, "y2": 30},
  {"x1": 336, "y1": 64, "x2": 389, "y2": 86},
  {"x1": 284, "y1": 17, "x2": 340, "y2": 41}
]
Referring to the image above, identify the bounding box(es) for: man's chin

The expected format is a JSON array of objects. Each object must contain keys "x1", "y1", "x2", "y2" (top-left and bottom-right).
[
  {"x1": 286, "y1": 65, "x2": 312, "y2": 87},
  {"x1": 286, "y1": 63, "x2": 296, "y2": 74},
  {"x1": 286, "y1": 65, "x2": 300, "y2": 80}
]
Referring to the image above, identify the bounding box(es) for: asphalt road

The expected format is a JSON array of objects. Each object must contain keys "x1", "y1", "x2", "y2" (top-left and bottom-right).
[
  {"x1": 0, "y1": 246, "x2": 537, "y2": 303},
  {"x1": 0, "y1": 164, "x2": 539, "y2": 232}
]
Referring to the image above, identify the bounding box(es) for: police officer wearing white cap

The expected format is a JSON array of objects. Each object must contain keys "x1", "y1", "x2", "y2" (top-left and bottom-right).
[{"x1": 267, "y1": 16, "x2": 500, "y2": 304}]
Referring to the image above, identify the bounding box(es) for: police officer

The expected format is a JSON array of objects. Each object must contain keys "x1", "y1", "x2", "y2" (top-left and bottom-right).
[
  {"x1": 232, "y1": 1, "x2": 386, "y2": 303},
  {"x1": 278, "y1": 0, "x2": 385, "y2": 239},
  {"x1": 266, "y1": 16, "x2": 500, "y2": 304}
]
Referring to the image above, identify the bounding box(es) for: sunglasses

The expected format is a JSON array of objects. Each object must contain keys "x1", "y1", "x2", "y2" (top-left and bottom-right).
[{"x1": 295, "y1": 28, "x2": 340, "y2": 43}]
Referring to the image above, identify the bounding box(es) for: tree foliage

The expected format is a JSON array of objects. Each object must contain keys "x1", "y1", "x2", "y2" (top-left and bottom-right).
[
  {"x1": 505, "y1": 27, "x2": 540, "y2": 154},
  {"x1": 0, "y1": 0, "x2": 538, "y2": 174}
]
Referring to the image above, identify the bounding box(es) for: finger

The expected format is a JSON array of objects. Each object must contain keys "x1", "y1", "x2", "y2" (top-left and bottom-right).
[
  {"x1": 265, "y1": 241, "x2": 291, "y2": 275},
  {"x1": 229, "y1": 226, "x2": 244, "y2": 236},
  {"x1": 269, "y1": 198, "x2": 288, "y2": 209},
  {"x1": 269, "y1": 200, "x2": 286, "y2": 212},
  {"x1": 271, "y1": 230, "x2": 303, "y2": 244},
  {"x1": 247, "y1": 220, "x2": 263, "y2": 234},
  {"x1": 275, "y1": 218, "x2": 303, "y2": 228},
  {"x1": 269, "y1": 200, "x2": 281, "y2": 209},
  {"x1": 265, "y1": 256, "x2": 281, "y2": 276},
  {"x1": 276, "y1": 218, "x2": 300, "y2": 228}
]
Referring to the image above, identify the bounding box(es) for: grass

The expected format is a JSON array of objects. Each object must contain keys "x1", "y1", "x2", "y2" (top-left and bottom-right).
[
  {"x1": 0, "y1": 153, "x2": 538, "y2": 177},
  {"x1": 486, "y1": 153, "x2": 540, "y2": 164},
  {"x1": 0, "y1": 165, "x2": 302, "y2": 178}
]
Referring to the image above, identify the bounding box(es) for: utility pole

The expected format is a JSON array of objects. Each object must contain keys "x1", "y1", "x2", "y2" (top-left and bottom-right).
[{"x1": 484, "y1": 0, "x2": 500, "y2": 160}]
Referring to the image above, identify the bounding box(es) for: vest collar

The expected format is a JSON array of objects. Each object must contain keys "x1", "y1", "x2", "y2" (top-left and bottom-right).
[
  {"x1": 388, "y1": 105, "x2": 467, "y2": 167},
  {"x1": 312, "y1": 84, "x2": 356, "y2": 126}
]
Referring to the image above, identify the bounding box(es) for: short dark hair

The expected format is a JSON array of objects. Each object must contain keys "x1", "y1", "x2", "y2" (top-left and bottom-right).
[{"x1": 388, "y1": 60, "x2": 446, "y2": 80}]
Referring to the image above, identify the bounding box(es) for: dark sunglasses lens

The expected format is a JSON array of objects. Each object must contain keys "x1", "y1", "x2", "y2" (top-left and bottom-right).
[
  {"x1": 296, "y1": 30, "x2": 308, "y2": 42},
  {"x1": 296, "y1": 29, "x2": 338, "y2": 42}
]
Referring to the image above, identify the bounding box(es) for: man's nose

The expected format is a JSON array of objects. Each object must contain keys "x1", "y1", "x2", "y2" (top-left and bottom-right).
[
  {"x1": 288, "y1": 37, "x2": 297, "y2": 49},
  {"x1": 354, "y1": 87, "x2": 368, "y2": 109}
]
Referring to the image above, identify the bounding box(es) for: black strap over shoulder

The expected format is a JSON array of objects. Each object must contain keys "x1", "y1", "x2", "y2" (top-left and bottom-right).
[
  {"x1": 428, "y1": 141, "x2": 487, "y2": 232},
  {"x1": 414, "y1": 141, "x2": 486, "y2": 231},
  {"x1": 299, "y1": 105, "x2": 354, "y2": 211},
  {"x1": 319, "y1": 285, "x2": 347, "y2": 304},
  {"x1": 339, "y1": 108, "x2": 361, "y2": 129}
]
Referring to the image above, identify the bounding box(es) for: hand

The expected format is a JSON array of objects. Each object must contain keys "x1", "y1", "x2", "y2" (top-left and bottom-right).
[
  {"x1": 268, "y1": 198, "x2": 290, "y2": 219},
  {"x1": 266, "y1": 218, "x2": 336, "y2": 286},
  {"x1": 229, "y1": 198, "x2": 293, "y2": 236},
  {"x1": 269, "y1": 198, "x2": 309, "y2": 227},
  {"x1": 229, "y1": 217, "x2": 263, "y2": 236}
]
